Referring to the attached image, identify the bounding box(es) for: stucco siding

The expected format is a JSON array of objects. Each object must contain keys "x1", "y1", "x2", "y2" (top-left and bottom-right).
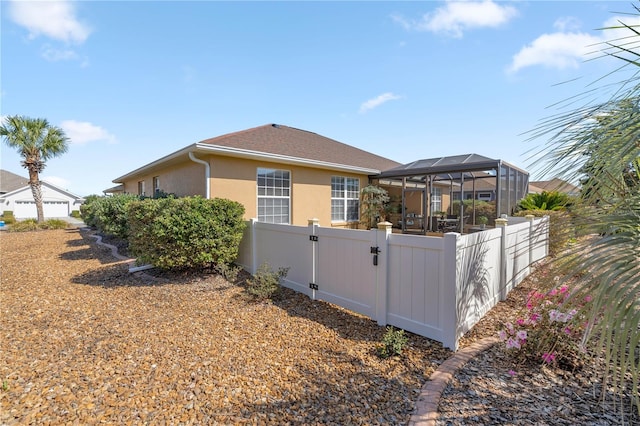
[{"x1": 121, "y1": 162, "x2": 206, "y2": 197}]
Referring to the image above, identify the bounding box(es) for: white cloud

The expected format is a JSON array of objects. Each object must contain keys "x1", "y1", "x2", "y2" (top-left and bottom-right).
[
  {"x1": 507, "y1": 15, "x2": 640, "y2": 74},
  {"x1": 507, "y1": 32, "x2": 601, "y2": 74},
  {"x1": 8, "y1": 0, "x2": 91, "y2": 44},
  {"x1": 359, "y1": 92, "x2": 403, "y2": 114},
  {"x1": 41, "y1": 45, "x2": 78, "y2": 61},
  {"x1": 60, "y1": 120, "x2": 117, "y2": 145},
  {"x1": 392, "y1": 0, "x2": 518, "y2": 38}
]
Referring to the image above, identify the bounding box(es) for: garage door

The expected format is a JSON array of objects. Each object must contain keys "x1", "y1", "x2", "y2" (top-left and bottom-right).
[{"x1": 14, "y1": 201, "x2": 69, "y2": 219}]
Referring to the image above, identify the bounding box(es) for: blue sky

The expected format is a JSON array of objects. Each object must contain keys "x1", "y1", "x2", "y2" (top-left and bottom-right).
[{"x1": 1, "y1": 0, "x2": 638, "y2": 196}]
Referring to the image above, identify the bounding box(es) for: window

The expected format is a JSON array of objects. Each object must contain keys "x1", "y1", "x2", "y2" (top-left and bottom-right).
[
  {"x1": 431, "y1": 187, "x2": 442, "y2": 213},
  {"x1": 331, "y1": 176, "x2": 359, "y2": 222},
  {"x1": 153, "y1": 176, "x2": 160, "y2": 194},
  {"x1": 137, "y1": 181, "x2": 145, "y2": 196},
  {"x1": 257, "y1": 168, "x2": 290, "y2": 224}
]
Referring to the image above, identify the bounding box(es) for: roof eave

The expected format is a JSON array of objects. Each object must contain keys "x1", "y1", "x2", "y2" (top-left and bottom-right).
[{"x1": 195, "y1": 143, "x2": 382, "y2": 175}]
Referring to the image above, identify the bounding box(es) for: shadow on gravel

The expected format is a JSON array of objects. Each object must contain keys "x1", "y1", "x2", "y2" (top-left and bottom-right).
[
  {"x1": 70, "y1": 262, "x2": 157, "y2": 287},
  {"x1": 235, "y1": 347, "x2": 425, "y2": 424}
]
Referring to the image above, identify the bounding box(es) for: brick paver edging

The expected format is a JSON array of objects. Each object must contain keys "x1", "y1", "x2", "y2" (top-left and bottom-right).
[{"x1": 409, "y1": 336, "x2": 500, "y2": 426}]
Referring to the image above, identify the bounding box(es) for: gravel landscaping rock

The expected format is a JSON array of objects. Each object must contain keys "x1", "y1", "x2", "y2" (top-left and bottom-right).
[{"x1": 1, "y1": 229, "x2": 451, "y2": 425}]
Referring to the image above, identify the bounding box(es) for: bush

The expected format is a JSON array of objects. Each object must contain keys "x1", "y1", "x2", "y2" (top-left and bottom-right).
[
  {"x1": 8, "y1": 219, "x2": 38, "y2": 232},
  {"x1": 127, "y1": 196, "x2": 246, "y2": 270},
  {"x1": 498, "y1": 283, "x2": 592, "y2": 370},
  {"x1": 377, "y1": 326, "x2": 409, "y2": 358},
  {"x1": 7, "y1": 218, "x2": 69, "y2": 232},
  {"x1": 70, "y1": 210, "x2": 81, "y2": 219},
  {"x1": 246, "y1": 262, "x2": 290, "y2": 300},
  {"x1": 82, "y1": 194, "x2": 140, "y2": 238},
  {"x1": 450, "y1": 200, "x2": 496, "y2": 222},
  {"x1": 79, "y1": 194, "x2": 101, "y2": 227},
  {"x1": 1, "y1": 211, "x2": 16, "y2": 225},
  {"x1": 518, "y1": 191, "x2": 572, "y2": 211},
  {"x1": 41, "y1": 219, "x2": 68, "y2": 230}
]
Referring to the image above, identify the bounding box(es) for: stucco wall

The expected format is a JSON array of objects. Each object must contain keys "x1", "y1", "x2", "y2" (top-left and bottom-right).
[{"x1": 118, "y1": 154, "x2": 371, "y2": 227}]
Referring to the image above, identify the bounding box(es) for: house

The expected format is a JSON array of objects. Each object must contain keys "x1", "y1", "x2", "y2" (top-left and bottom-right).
[
  {"x1": 0, "y1": 170, "x2": 84, "y2": 218},
  {"x1": 110, "y1": 124, "x2": 402, "y2": 227},
  {"x1": 529, "y1": 178, "x2": 580, "y2": 196}
]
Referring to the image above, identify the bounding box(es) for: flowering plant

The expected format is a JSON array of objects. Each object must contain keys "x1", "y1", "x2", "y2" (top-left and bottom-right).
[{"x1": 498, "y1": 282, "x2": 593, "y2": 369}]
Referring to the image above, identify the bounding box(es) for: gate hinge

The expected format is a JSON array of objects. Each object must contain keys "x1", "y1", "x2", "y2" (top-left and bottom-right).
[
  {"x1": 370, "y1": 246, "x2": 381, "y2": 254},
  {"x1": 309, "y1": 235, "x2": 319, "y2": 242},
  {"x1": 309, "y1": 283, "x2": 319, "y2": 290}
]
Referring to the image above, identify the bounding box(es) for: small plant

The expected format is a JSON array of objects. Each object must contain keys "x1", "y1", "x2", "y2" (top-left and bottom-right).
[
  {"x1": 246, "y1": 262, "x2": 289, "y2": 300},
  {"x1": 1, "y1": 380, "x2": 8, "y2": 392},
  {"x1": 215, "y1": 262, "x2": 242, "y2": 283},
  {"x1": 498, "y1": 283, "x2": 593, "y2": 369},
  {"x1": 477, "y1": 215, "x2": 489, "y2": 227},
  {"x1": 1, "y1": 211, "x2": 16, "y2": 225},
  {"x1": 70, "y1": 210, "x2": 82, "y2": 219},
  {"x1": 377, "y1": 326, "x2": 409, "y2": 359}
]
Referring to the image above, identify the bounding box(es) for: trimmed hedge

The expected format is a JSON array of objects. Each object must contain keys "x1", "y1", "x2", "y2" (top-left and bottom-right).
[
  {"x1": 81, "y1": 194, "x2": 140, "y2": 238},
  {"x1": 127, "y1": 196, "x2": 246, "y2": 270}
]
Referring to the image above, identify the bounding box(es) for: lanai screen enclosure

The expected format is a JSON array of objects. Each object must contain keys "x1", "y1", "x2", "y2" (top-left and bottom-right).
[{"x1": 372, "y1": 154, "x2": 529, "y2": 234}]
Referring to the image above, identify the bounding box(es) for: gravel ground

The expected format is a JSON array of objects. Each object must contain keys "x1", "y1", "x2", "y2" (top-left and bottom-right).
[
  {"x1": 1, "y1": 228, "x2": 451, "y2": 425},
  {"x1": 438, "y1": 261, "x2": 640, "y2": 426},
  {"x1": 2, "y1": 227, "x2": 638, "y2": 425}
]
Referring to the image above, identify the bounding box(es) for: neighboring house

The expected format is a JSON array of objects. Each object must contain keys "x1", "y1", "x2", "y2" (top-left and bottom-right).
[
  {"x1": 529, "y1": 178, "x2": 580, "y2": 196},
  {"x1": 110, "y1": 124, "x2": 401, "y2": 227},
  {"x1": 0, "y1": 169, "x2": 84, "y2": 218}
]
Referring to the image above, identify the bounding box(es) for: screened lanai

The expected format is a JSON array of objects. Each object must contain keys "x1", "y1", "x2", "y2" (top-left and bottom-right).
[{"x1": 371, "y1": 154, "x2": 529, "y2": 234}]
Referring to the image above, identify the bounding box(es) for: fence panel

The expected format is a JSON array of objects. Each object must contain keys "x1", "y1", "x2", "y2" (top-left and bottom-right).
[
  {"x1": 504, "y1": 221, "x2": 532, "y2": 293},
  {"x1": 455, "y1": 228, "x2": 503, "y2": 339},
  {"x1": 386, "y1": 233, "x2": 446, "y2": 342},
  {"x1": 315, "y1": 227, "x2": 377, "y2": 318},
  {"x1": 531, "y1": 217, "x2": 549, "y2": 262},
  {"x1": 253, "y1": 222, "x2": 314, "y2": 297}
]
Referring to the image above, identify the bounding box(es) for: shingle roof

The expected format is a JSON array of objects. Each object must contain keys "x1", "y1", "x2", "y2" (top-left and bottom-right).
[
  {"x1": 529, "y1": 178, "x2": 580, "y2": 195},
  {"x1": 0, "y1": 170, "x2": 29, "y2": 194},
  {"x1": 198, "y1": 124, "x2": 400, "y2": 172}
]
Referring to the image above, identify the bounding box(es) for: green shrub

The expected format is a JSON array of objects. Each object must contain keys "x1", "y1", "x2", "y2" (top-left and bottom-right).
[
  {"x1": 450, "y1": 200, "x2": 496, "y2": 222},
  {"x1": 246, "y1": 262, "x2": 289, "y2": 300},
  {"x1": 215, "y1": 262, "x2": 243, "y2": 283},
  {"x1": 518, "y1": 191, "x2": 572, "y2": 211},
  {"x1": 41, "y1": 219, "x2": 68, "y2": 229},
  {"x1": 90, "y1": 194, "x2": 140, "y2": 238},
  {"x1": 377, "y1": 326, "x2": 409, "y2": 358},
  {"x1": 70, "y1": 210, "x2": 81, "y2": 219},
  {"x1": 128, "y1": 196, "x2": 246, "y2": 270},
  {"x1": 80, "y1": 194, "x2": 102, "y2": 228},
  {"x1": 9, "y1": 219, "x2": 39, "y2": 232},
  {"x1": 1, "y1": 211, "x2": 16, "y2": 225}
]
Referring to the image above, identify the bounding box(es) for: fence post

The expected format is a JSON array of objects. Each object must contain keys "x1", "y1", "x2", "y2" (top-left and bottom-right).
[
  {"x1": 375, "y1": 221, "x2": 392, "y2": 326},
  {"x1": 442, "y1": 232, "x2": 461, "y2": 351},
  {"x1": 308, "y1": 218, "x2": 319, "y2": 300},
  {"x1": 495, "y1": 217, "x2": 508, "y2": 301},
  {"x1": 525, "y1": 214, "x2": 535, "y2": 267},
  {"x1": 249, "y1": 218, "x2": 258, "y2": 274}
]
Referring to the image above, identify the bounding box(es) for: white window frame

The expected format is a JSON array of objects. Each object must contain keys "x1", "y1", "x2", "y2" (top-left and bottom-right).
[
  {"x1": 257, "y1": 168, "x2": 291, "y2": 224},
  {"x1": 430, "y1": 187, "x2": 442, "y2": 213},
  {"x1": 331, "y1": 176, "x2": 360, "y2": 222},
  {"x1": 153, "y1": 176, "x2": 160, "y2": 194}
]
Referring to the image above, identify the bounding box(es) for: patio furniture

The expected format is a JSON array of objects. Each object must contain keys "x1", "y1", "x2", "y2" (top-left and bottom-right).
[{"x1": 437, "y1": 217, "x2": 459, "y2": 232}]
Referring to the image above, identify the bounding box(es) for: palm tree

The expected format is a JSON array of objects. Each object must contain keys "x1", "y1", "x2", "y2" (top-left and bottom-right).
[
  {"x1": 0, "y1": 116, "x2": 69, "y2": 223},
  {"x1": 528, "y1": 8, "x2": 640, "y2": 414}
]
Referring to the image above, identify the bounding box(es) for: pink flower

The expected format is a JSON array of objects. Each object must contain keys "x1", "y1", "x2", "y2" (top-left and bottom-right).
[
  {"x1": 498, "y1": 330, "x2": 507, "y2": 341},
  {"x1": 542, "y1": 352, "x2": 556, "y2": 363},
  {"x1": 584, "y1": 295, "x2": 592, "y2": 302},
  {"x1": 516, "y1": 318, "x2": 526, "y2": 326},
  {"x1": 516, "y1": 330, "x2": 527, "y2": 341},
  {"x1": 559, "y1": 285, "x2": 568, "y2": 294},
  {"x1": 505, "y1": 322, "x2": 514, "y2": 334},
  {"x1": 506, "y1": 337, "x2": 521, "y2": 349},
  {"x1": 529, "y1": 313, "x2": 541, "y2": 323},
  {"x1": 508, "y1": 370, "x2": 517, "y2": 376},
  {"x1": 564, "y1": 327, "x2": 572, "y2": 335}
]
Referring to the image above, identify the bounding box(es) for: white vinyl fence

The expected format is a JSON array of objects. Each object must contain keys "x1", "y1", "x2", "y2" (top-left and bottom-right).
[{"x1": 236, "y1": 215, "x2": 549, "y2": 350}]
